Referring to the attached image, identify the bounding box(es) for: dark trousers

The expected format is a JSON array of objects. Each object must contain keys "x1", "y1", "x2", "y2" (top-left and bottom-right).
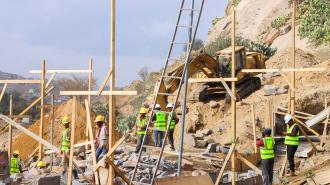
[
  {"x1": 168, "y1": 129, "x2": 175, "y2": 150},
  {"x1": 261, "y1": 158, "x2": 274, "y2": 185},
  {"x1": 154, "y1": 130, "x2": 164, "y2": 147},
  {"x1": 135, "y1": 134, "x2": 146, "y2": 153},
  {"x1": 287, "y1": 145, "x2": 298, "y2": 172}
]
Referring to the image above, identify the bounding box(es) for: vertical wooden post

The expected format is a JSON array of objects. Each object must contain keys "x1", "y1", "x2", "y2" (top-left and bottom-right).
[
  {"x1": 67, "y1": 96, "x2": 77, "y2": 185},
  {"x1": 50, "y1": 94, "x2": 54, "y2": 171},
  {"x1": 251, "y1": 105, "x2": 257, "y2": 154},
  {"x1": 38, "y1": 60, "x2": 46, "y2": 159},
  {"x1": 290, "y1": 0, "x2": 296, "y2": 115},
  {"x1": 231, "y1": 6, "x2": 237, "y2": 185},
  {"x1": 87, "y1": 59, "x2": 93, "y2": 148},
  {"x1": 8, "y1": 95, "x2": 13, "y2": 162},
  {"x1": 321, "y1": 97, "x2": 329, "y2": 146},
  {"x1": 108, "y1": 0, "x2": 116, "y2": 184}
]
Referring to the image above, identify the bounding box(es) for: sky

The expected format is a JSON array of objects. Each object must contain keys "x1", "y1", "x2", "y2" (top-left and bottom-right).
[{"x1": 0, "y1": 0, "x2": 227, "y2": 87}]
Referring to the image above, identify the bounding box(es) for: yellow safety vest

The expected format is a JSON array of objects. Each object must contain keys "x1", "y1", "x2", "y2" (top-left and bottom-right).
[
  {"x1": 10, "y1": 157, "x2": 20, "y2": 175},
  {"x1": 284, "y1": 124, "x2": 300, "y2": 146},
  {"x1": 155, "y1": 112, "x2": 166, "y2": 131},
  {"x1": 168, "y1": 113, "x2": 176, "y2": 130},
  {"x1": 136, "y1": 117, "x2": 147, "y2": 135},
  {"x1": 61, "y1": 128, "x2": 70, "y2": 152},
  {"x1": 260, "y1": 137, "x2": 275, "y2": 159}
]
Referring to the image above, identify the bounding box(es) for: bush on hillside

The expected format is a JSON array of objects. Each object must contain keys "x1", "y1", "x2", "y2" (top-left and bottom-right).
[
  {"x1": 116, "y1": 115, "x2": 136, "y2": 134},
  {"x1": 271, "y1": 15, "x2": 290, "y2": 29},
  {"x1": 204, "y1": 36, "x2": 277, "y2": 60}
]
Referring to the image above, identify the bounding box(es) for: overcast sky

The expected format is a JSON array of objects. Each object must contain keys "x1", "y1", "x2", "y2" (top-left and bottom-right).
[{"x1": 0, "y1": 0, "x2": 226, "y2": 86}]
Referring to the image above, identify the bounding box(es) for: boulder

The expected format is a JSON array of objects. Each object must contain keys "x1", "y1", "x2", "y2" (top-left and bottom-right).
[
  {"x1": 194, "y1": 140, "x2": 208, "y2": 148},
  {"x1": 184, "y1": 134, "x2": 196, "y2": 148},
  {"x1": 205, "y1": 143, "x2": 218, "y2": 153},
  {"x1": 263, "y1": 85, "x2": 278, "y2": 96},
  {"x1": 210, "y1": 101, "x2": 219, "y2": 108}
]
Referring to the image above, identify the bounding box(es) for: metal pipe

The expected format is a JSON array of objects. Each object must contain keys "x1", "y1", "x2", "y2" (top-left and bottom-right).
[{"x1": 178, "y1": 0, "x2": 194, "y2": 176}]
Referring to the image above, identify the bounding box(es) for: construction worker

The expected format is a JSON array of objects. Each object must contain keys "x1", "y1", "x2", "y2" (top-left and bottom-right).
[
  {"x1": 284, "y1": 114, "x2": 299, "y2": 176},
  {"x1": 60, "y1": 116, "x2": 78, "y2": 179},
  {"x1": 257, "y1": 128, "x2": 275, "y2": 185},
  {"x1": 95, "y1": 115, "x2": 108, "y2": 161},
  {"x1": 36, "y1": 160, "x2": 49, "y2": 175},
  {"x1": 166, "y1": 103, "x2": 179, "y2": 151},
  {"x1": 10, "y1": 150, "x2": 21, "y2": 177},
  {"x1": 152, "y1": 104, "x2": 166, "y2": 147},
  {"x1": 135, "y1": 107, "x2": 148, "y2": 153}
]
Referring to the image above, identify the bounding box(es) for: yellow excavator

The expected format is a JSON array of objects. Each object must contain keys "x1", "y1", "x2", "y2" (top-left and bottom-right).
[{"x1": 156, "y1": 46, "x2": 266, "y2": 108}]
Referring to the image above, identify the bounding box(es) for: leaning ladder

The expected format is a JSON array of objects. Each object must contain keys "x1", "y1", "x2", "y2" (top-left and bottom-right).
[{"x1": 129, "y1": 0, "x2": 205, "y2": 184}]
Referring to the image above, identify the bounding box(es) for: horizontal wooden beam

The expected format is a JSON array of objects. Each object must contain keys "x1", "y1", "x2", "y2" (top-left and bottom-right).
[
  {"x1": 0, "y1": 80, "x2": 41, "y2": 84},
  {"x1": 60, "y1": 91, "x2": 137, "y2": 96},
  {"x1": 188, "y1": 77, "x2": 238, "y2": 83},
  {"x1": 74, "y1": 141, "x2": 92, "y2": 148},
  {"x1": 29, "y1": 70, "x2": 92, "y2": 74},
  {"x1": 242, "y1": 68, "x2": 326, "y2": 73}
]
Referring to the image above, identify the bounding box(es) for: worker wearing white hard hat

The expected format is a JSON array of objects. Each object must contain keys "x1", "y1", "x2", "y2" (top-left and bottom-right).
[
  {"x1": 152, "y1": 104, "x2": 165, "y2": 147},
  {"x1": 165, "y1": 103, "x2": 179, "y2": 151},
  {"x1": 283, "y1": 114, "x2": 300, "y2": 176}
]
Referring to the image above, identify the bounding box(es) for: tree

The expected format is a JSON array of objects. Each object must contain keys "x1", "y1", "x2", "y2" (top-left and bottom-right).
[
  {"x1": 183, "y1": 38, "x2": 204, "y2": 52},
  {"x1": 57, "y1": 76, "x2": 97, "y2": 101},
  {"x1": 138, "y1": 66, "x2": 149, "y2": 82}
]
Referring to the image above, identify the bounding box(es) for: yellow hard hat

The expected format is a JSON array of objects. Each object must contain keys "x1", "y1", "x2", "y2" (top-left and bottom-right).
[
  {"x1": 140, "y1": 108, "x2": 147, "y2": 114},
  {"x1": 13, "y1": 150, "x2": 20, "y2": 155},
  {"x1": 62, "y1": 116, "x2": 70, "y2": 124},
  {"x1": 37, "y1": 160, "x2": 46, "y2": 168},
  {"x1": 95, "y1": 115, "x2": 105, "y2": 123}
]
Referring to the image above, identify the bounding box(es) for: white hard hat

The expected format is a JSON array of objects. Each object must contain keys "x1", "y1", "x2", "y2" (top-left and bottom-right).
[
  {"x1": 155, "y1": 104, "x2": 161, "y2": 109},
  {"x1": 284, "y1": 114, "x2": 293, "y2": 124},
  {"x1": 166, "y1": 103, "x2": 174, "y2": 108}
]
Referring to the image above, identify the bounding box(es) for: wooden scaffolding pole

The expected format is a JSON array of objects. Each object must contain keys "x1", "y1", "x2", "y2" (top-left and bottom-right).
[
  {"x1": 108, "y1": 0, "x2": 116, "y2": 184},
  {"x1": 251, "y1": 105, "x2": 257, "y2": 154},
  {"x1": 231, "y1": 6, "x2": 237, "y2": 185},
  {"x1": 8, "y1": 95, "x2": 13, "y2": 163},
  {"x1": 290, "y1": 0, "x2": 296, "y2": 115},
  {"x1": 67, "y1": 96, "x2": 77, "y2": 185},
  {"x1": 38, "y1": 60, "x2": 46, "y2": 159},
  {"x1": 87, "y1": 59, "x2": 93, "y2": 148},
  {"x1": 0, "y1": 84, "x2": 8, "y2": 104}
]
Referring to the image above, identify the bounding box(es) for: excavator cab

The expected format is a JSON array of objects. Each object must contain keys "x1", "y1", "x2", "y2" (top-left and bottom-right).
[{"x1": 215, "y1": 46, "x2": 246, "y2": 78}]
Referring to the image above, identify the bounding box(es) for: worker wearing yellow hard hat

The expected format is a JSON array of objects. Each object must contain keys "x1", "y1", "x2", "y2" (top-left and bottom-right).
[
  {"x1": 95, "y1": 115, "x2": 108, "y2": 161},
  {"x1": 10, "y1": 150, "x2": 22, "y2": 176},
  {"x1": 135, "y1": 107, "x2": 149, "y2": 153}
]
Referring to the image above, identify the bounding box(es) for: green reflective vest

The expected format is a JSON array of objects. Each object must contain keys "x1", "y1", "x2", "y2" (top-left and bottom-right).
[
  {"x1": 10, "y1": 157, "x2": 20, "y2": 175},
  {"x1": 284, "y1": 124, "x2": 300, "y2": 146},
  {"x1": 136, "y1": 117, "x2": 147, "y2": 135},
  {"x1": 61, "y1": 128, "x2": 70, "y2": 152},
  {"x1": 260, "y1": 137, "x2": 275, "y2": 160},
  {"x1": 168, "y1": 113, "x2": 176, "y2": 130},
  {"x1": 155, "y1": 112, "x2": 166, "y2": 131}
]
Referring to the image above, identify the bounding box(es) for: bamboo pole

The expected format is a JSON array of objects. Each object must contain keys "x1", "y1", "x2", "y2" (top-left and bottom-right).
[
  {"x1": 8, "y1": 95, "x2": 13, "y2": 164},
  {"x1": 38, "y1": 60, "x2": 46, "y2": 159},
  {"x1": 251, "y1": 105, "x2": 257, "y2": 154},
  {"x1": 67, "y1": 96, "x2": 77, "y2": 185},
  {"x1": 290, "y1": 0, "x2": 296, "y2": 114},
  {"x1": 231, "y1": 6, "x2": 237, "y2": 185},
  {"x1": 108, "y1": 0, "x2": 116, "y2": 184}
]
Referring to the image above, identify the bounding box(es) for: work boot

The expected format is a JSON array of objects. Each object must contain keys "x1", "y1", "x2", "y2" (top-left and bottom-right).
[
  {"x1": 289, "y1": 170, "x2": 297, "y2": 177},
  {"x1": 170, "y1": 147, "x2": 175, "y2": 151}
]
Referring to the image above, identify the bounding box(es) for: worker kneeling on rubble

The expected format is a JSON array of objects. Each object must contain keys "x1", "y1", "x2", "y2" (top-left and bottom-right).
[
  {"x1": 166, "y1": 103, "x2": 179, "y2": 151},
  {"x1": 135, "y1": 108, "x2": 148, "y2": 153},
  {"x1": 95, "y1": 115, "x2": 108, "y2": 161},
  {"x1": 10, "y1": 150, "x2": 22, "y2": 177},
  {"x1": 284, "y1": 114, "x2": 299, "y2": 176},
  {"x1": 60, "y1": 116, "x2": 78, "y2": 179},
  {"x1": 257, "y1": 128, "x2": 275, "y2": 185},
  {"x1": 153, "y1": 104, "x2": 166, "y2": 147}
]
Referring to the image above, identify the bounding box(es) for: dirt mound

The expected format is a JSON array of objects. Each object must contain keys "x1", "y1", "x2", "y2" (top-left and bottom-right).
[{"x1": 12, "y1": 99, "x2": 89, "y2": 162}]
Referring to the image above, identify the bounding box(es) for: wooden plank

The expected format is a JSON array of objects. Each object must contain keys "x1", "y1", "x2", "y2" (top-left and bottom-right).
[
  {"x1": 0, "y1": 83, "x2": 7, "y2": 104},
  {"x1": 106, "y1": 159, "x2": 130, "y2": 184},
  {"x1": 67, "y1": 97, "x2": 76, "y2": 185},
  {"x1": 97, "y1": 69, "x2": 112, "y2": 96},
  {"x1": 293, "y1": 117, "x2": 320, "y2": 137},
  {"x1": 237, "y1": 154, "x2": 262, "y2": 175},
  {"x1": 60, "y1": 90, "x2": 137, "y2": 96},
  {"x1": 0, "y1": 80, "x2": 42, "y2": 84},
  {"x1": 29, "y1": 69, "x2": 92, "y2": 74},
  {"x1": 8, "y1": 95, "x2": 13, "y2": 165},
  {"x1": 279, "y1": 72, "x2": 296, "y2": 92},
  {"x1": 215, "y1": 142, "x2": 236, "y2": 185},
  {"x1": 38, "y1": 60, "x2": 46, "y2": 159},
  {"x1": 87, "y1": 59, "x2": 93, "y2": 149},
  {"x1": 295, "y1": 122, "x2": 318, "y2": 152},
  {"x1": 251, "y1": 105, "x2": 257, "y2": 153},
  {"x1": 321, "y1": 98, "x2": 329, "y2": 147},
  {"x1": 188, "y1": 77, "x2": 237, "y2": 83},
  {"x1": 242, "y1": 68, "x2": 326, "y2": 73},
  {"x1": 219, "y1": 77, "x2": 236, "y2": 100},
  {"x1": 45, "y1": 73, "x2": 57, "y2": 88},
  {"x1": 85, "y1": 99, "x2": 100, "y2": 185},
  {"x1": 74, "y1": 141, "x2": 92, "y2": 148},
  {"x1": 275, "y1": 111, "x2": 311, "y2": 120}
]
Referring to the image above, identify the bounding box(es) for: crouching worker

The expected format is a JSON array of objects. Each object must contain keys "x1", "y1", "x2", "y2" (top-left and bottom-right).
[
  {"x1": 95, "y1": 115, "x2": 108, "y2": 161},
  {"x1": 257, "y1": 128, "x2": 275, "y2": 185},
  {"x1": 135, "y1": 108, "x2": 148, "y2": 153}
]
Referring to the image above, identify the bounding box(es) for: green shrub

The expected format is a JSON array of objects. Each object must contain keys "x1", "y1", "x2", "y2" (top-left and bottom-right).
[
  {"x1": 212, "y1": 17, "x2": 222, "y2": 26},
  {"x1": 271, "y1": 15, "x2": 290, "y2": 29},
  {"x1": 116, "y1": 115, "x2": 136, "y2": 134},
  {"x1": 298, "y1": 0, "x2": 330, "y2": 46}
]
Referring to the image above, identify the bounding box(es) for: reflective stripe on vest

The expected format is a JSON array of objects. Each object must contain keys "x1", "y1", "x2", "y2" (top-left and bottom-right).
[
  {"x1": 136, "y1": 117, "x2": 147, "y2": 135},
  {"x1": 284, "y1": 124, "x2": 300, "y2": 146},
  {"x1": 260, "y1": 137, "x2": 275, "y2": 159},
  {"x1": 10, "y1": 157, "x2": 19, "y2": 175},
  {"x1": 61, "y1": 128, "x2": 70, "y2": 152},
  {"x1": 168, "y1": 113, "x2": 176, "y2": 130},
  {"x1": 155, "y1": 112, "x2": 166, "y2": 131}
]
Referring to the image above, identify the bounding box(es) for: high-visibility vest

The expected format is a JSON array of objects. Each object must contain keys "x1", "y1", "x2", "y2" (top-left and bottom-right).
[
  {"x1": 285, "y1": 124, "x2": 300, "y2": 146},
  {"x1": 260, "y1": 137, "x2": 275, "y2": 160},
  {"x1": 136, "y1": 117, "x2": 147, "y2": 135},
  {"x1": 168, "y1": 113, "x2": 176, "y2": 130},
  {"x1": 61, "y1": 128, "x2": 70, "y2": 152},
  {"x1": 10, "y1": 157, "x2": 20, "y2": 175},
  {"x1": 155, "y1": 112, "x2": 166, "y2": 131}
]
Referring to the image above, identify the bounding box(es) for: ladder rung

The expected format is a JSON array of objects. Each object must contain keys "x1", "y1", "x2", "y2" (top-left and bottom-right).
[
  {"x1": 132, "y1": 181, "x2": 151, "y2": 185},
  {"x1": 163, "y1": 75, "x2": 182, "y2": 80},
  {"x1": 177, "y1": 25, "x2": 193, "y2": 28},
  {"x1": 172, "y1": 42, "x2": 191, "y2": 45},
  {"x1": 138, "y1": 162, "x2": 155, "y2": 168},
  {"x1": 157, "y1": 92, "x2": 177, "y2": 96},
  {"x1": 181, "y1": 8, "x2": 200, "y2": 11}
]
